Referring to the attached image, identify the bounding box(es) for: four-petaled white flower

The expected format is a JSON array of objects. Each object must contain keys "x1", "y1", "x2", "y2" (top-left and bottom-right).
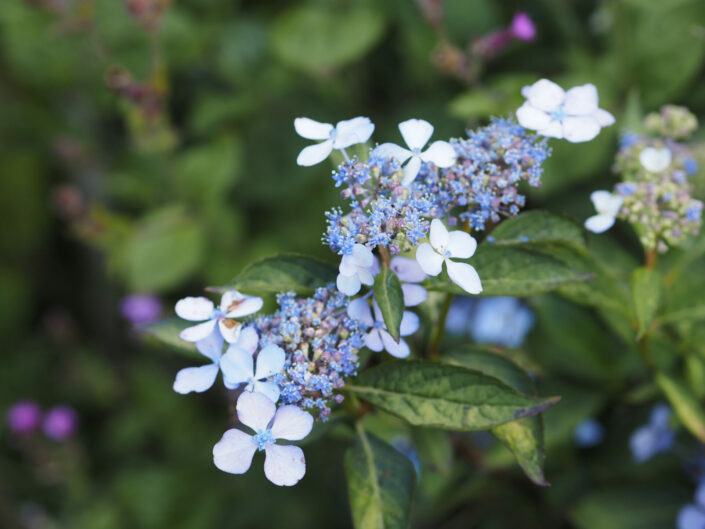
[
  {"x1": 336, "y1": 243, "x2": 376, "y2": 296},
  {"x1": 584, "y1": 190, "x2": 623, "y2": 234},
  {"x1": 516, "y1": 79, "x2": 615, "y2": 143},
  {"x1": 390, "y1": 256, "x2": 428, "y2": 307},
  {"x1": 639, "y1": 147, "x2": 671, "y2": 173},
  {"x1": 416, "y1": 219, "x2": 482, "y2": 295},
  {"x1": 373, "y1": 119, "x2": 457, "y2": 186},
  {"x1": 213, "y1": 392, "x2": 313, "y2": 486},
  {"x1": 175, "y1": 290, "x2": 263, "y2": 343},
  {"x1": 347, "y1": 298, "x2": 420, "y2": 358},
  {"x1": 295, "y1": 116, "x2": 375, "y2": 167},
  {"x1": 220, "y1": 343, "x2": 286, "y2": 403},
  {"x1": 173, "y1": 326, "x2": 259, "y2": 395}
]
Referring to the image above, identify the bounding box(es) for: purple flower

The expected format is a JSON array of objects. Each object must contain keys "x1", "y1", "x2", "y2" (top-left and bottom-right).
[
  {"x1": 509, "y1": 12, "x2": 536, "y2": 42},
  {"x1": 120, "y1": 293, "x2": 162, "y2": 326},
  {"x1": 42, "y1": 406, "x2": 78, "y2": 441},
  {"x1": 6, "y1": 401, "x2": 42, "y2": 435}
]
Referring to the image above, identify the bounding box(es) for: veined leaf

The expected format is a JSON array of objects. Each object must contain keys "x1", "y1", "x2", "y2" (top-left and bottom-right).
[
  {"x1": 631, "y1": 267, "x2": 663, "y2": 339},
  {"x1": 655, "y1": 371, "x2": 705, "y2": 443},
  {"x1": 373, "y1": 268, "x2": 404, "y2": 341}
]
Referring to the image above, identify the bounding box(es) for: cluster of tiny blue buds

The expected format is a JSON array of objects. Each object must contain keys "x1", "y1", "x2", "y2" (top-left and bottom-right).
[{"x1": 254, "y1": 286, "x2": 366, "y2": 420}]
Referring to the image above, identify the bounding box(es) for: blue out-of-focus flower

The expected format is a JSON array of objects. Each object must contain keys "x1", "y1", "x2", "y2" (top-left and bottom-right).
[
  {"x1": 573, "y1": 418, "x2": 605, "y2": 448},
  {"x1": 684, "y1": 157, "x2": 699, "y2": 176},
  {"x1": 120, "y1": 293, "x2": 162, "y2": 326},
  {"x1": 470, "y1": 297, "x2": 534, "y2": 348},
  {"x1": 677, "y1": 481, "x2": 705, "y2": 529},
  {"x1": 629, "y1": 404, "x2": 675, "y2": 463},
  {"x1": 445, "y1": 297, "x2": 474, "y2": 335}
]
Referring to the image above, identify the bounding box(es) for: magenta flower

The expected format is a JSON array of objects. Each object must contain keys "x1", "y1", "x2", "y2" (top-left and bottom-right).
[
  {"x1": 6, "y1": 401, "x2": 42, "y2": 435},
  {"x1": 43, "y1": 406, "x2": 78, "y2": 441},
  {"x1": 509, "y1": 12, "x2": 536, "y2": 42},
  {"x1": 120, "y1": 293, "x2": 163, "y2": 326}
]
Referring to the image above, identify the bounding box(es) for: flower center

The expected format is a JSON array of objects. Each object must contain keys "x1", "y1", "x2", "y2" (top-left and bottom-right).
[
  {"x1": 213, "y1": 308, "x2": 226, "y2": 319},
  {"x1": 252, "y1": 429, "x2": 274, "y2": 451},
  {"x1": 443, "y1": 250, "x2": 452, "y2": 259},
  {"x1": 412, "y1": 147, "x2": 421, "y2": 155},
  {"x1": 549, "y1": 106, "x2": 566, "y2": 121}
]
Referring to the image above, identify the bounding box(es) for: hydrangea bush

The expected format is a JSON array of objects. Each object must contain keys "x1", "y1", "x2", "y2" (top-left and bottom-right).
[{"x1": 142, "y1": 78, "x2": 705, "y2": 527}]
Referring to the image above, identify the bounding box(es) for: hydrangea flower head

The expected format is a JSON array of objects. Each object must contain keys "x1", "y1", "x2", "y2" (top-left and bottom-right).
[
  {"x1": 175, "y1": 290, "x2": 263, "y2": 343},
  {"x1": 373, "y1": 119, "x2": 456, "y2": 185},
  {"x1": 213, "y1": 392, "x2": 313, "y2": 486},
  {"x1": 416, "y1": 219, "x2": 482, "y2": 294},
  {"x1": 295, "y1": 116, "x2": 374, "y2": 166},
  {"x1": 584, "y1": 190, "x2": 623, "y2": 234},
  {"x1": 516, "y1": 79, "x2": 615, "y2": 142}
]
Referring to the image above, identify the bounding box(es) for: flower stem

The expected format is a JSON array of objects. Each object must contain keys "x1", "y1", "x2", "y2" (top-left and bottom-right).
[
  {"x1": 428, "y1": 292, "x2": 454, "y2": 359},
  {"x1": 378, "y1": 245, "x2": 391, "y2": 268},
  {"x1": 645, "y1": 248, "x2": 657, "y2": 270}
]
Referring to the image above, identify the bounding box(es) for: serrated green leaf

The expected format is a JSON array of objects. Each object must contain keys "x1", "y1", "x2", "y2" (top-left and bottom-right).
[
  {"x1": 139, "y1": 318, "x2": 200, "y2": 359},
  {"x1": 631, "y1": 267, "x2": 662, "y2": 339},
  {"x1": 655, "y1": 371, "x2": 705, "y2": 443},
  {"x1": 344, "y1": 426, "x2": 416, "y2": 529},
  {"x1": 348, "y1": 361, "x2": 559, "y2": 431},
  {"x1": 212, "y1": 253, "x2": 337, "y2": 297},
  {"x1": 446, "y1": 346, "x2": 548, "y2": 486},
  {"x1": 373, "y1": 268, "x2": 404, "y2": 341}
]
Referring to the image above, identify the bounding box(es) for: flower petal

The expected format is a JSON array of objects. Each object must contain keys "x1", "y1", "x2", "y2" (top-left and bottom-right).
[
  {"x1": 252, "y1": 381, "x2": 281, "y2": 403},
  {"x1": 594, "y1": 108, "x2": 615, "y2": 127},
  {"x1": 524, "y1": 79, "x2": 565, "y2": 112},
  {"x1": 339, "y1": 254, "x2": 358, "y2": 275},
  {"x1": 400, "y1": 311, "x2": 420, "y2": 336},
  {"x1": 639, "y1": 147, "x2": 671, "y2": 173},
  {"x1": 254, "y1": 344, "x2": 286, "y2": 380},
  {"x1": 399, "y1": 119, "x2": 434, "y2": 150},
  {"x1": 357, "y1": 268, "x2": 375, "y2": 286},
  {"x1": 416, "y1": 243, "x2": 444, "y2": 276},
  {"x1": 591, "y1": 190, "x2": 623, "y2": 216},
  {"x1": 364, "y1": 330, "x2": 384, "y2": 352},
  {"x1": 271, "y1": 406, "x2": 314, "y2": 441},
  {"x1": 333, "y1": 117, "x2": 375, "y2": 148},
  {"x1": 351, "y1": 243, "x2": 374, "y2": 268},
  {"x1": 236, "y1": 326, "x2": 259, "y2": 355},
  {"x1": 390, "y1": 256, "x2": 426, "y2": 283},
  {"x1": 429, "y1": 218, "x2": 449, "y2": 251},
  {"x1": 347, "y1": 298, "x2": 374, "y2": 327},
  {"x1": 296, "y1": 140, "x2": 333, "y2": 166},
  {"x1": 538, "y1": 119, "x2": 564, "y2": 139},
  {"x1": 220, "y1": 346, "x2": 254, "y2": 386},
  {"x1": 677, "y1": 505, "x2": 705, "y2": 529},
  {"x1": 219, "y1": 319, "x2": 243, "y2": 344},
  {"x1": 294, "y1": 117, "x2": 333, "y2": 140},
  {"x1": 421, "y1": 141, "x2": 457, "y2": 168},
  {"x1": 563, "y1": 84, "x2": 599, "y2": 115},
  {"x1": 213, "y1": 429, "x2": 257, "y2": 475},
  {"x1": 584, "y1": 214, "x2": 615, "y2": 234},
  {"x1": 446, "y1": 230, "x2": 477, "y2": 259},
  {"x1": 175, "y1": 297, "x2": 214, "y2": 321},
  {"x1": 179, "y1": 319, "x2": 217, "y2": 342},
  {"x1": 195, "y1": 327, "x2": 224, "y2": 362},
  {"x1": 173, "y1": 364, "x2": 219, "y2": 394},
  {"x1": 562, "y1": 115, "x2": 601, "y2": 143},
  {"x1": 401, "y1": 284, "x2": 427, "y2": 307},
  {"x1": 225, "y1": 295, "x2": 264, "y2": 319},
  {"x1": 446, "y1": 260, "x2": 483, "y2": 294},
  {"x1": 337, "y1": 272, "x2": 361, "y2": 296},
  {"x1": 372, "y1": 142, "x2": 411, "y2": 163},
  {"x1": 264, "y1": 444, "x2": 306, "y2": 486},
  {"x1": 401, "y1": 155, "x2": 422, "y2": 186},
  {"x1": 236, "y1": 391, "x2": 276, "y2": 432},
  {"x1": 516, "y1": 102, "x2": 552, "y2": 131},
  {"x1": 380, "y1": 330, "x2": 410, "y2": 358}
]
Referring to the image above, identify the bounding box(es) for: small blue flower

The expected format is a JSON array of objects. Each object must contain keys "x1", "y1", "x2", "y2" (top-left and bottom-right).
[
  {"x1": 684, "y1": 157, "x2": 699, "y2": 176},
  {"x1": 573, "y1": 418, "x2": 605, "y2": 448},
  {"x1": 629, "y1": 404, "x2": 675, "y2": 463},
  {"x1": 470, "y1": 297, "x2": 534, "y2": 348}
]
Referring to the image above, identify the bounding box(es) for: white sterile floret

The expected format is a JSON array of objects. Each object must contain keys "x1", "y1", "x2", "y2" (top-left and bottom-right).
[
  {"x1": 584, "y1": 190, "x2": 623, "y2": 234},
  {"x1": 390, "y1": 256, "x2": 428, "y2": 307},
  {"x1": 336, "y1": 243, "x2": 376, "y2": 296},
  {"x1": 213, "y1": 392, "x2": 313, "y2": 487},
  {"x1": 175, "y1": 290, "x2": 263, "y2": 343},
  {"x1": 373, "y1": 118, "x2": 457, "y2": 185},
  {"x1": 347, "y1": 298, "x2": 420, "y2": 359},
  {"x1": 516, "y1": 79, "x2": 615, "y2": 143},
  {"x1": 415, "y1": 219, "x2": 482, "y2": 295},
  {"x1": 172, "y1": 326, "x2": 258, "y2": 395},
  {"x1": 639, "y1": 147, "x2": 672, "y2": 173},
  {"x1": 294, "y1": 116, "x2": 375, "y2": 166},
  {"x1": 220, "y1": 343, "x2": 285, "y2": 403}
]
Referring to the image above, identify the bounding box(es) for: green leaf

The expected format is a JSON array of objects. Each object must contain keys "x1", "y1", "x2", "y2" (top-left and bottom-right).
[
  {"x1": 344, "y1": 426, "x2": 416, "y2": 529},
  {"x1": 272, "y1": 5, "x2": 385, "y2": 74},
  {"x1": 655, "y1": 371, "x2": 705, "y2": 443},
  {"x1": 446, "y1": 346, "x2": 548, "y2": 486},
  {"x1": 347, "y1": 361, "x2": 559, "y2": 431},
  {"x1": 373, "y1": 268, "x2": 404, "y2": 341},
  {"x1": 213, "y1": 253, "x2": 337, "y2": 297},
  {"x1": 490, "y1": 211, "x2": 586, "y2": 250},
  {"x1": 139, "y1": 318, "x2": 200, "y2": 359},
  {"x1": 424, "y1": 245, "x2": 591, "y2": 297},
  {"x1": 631, "y1": 267, "x2": 662, "y2": 338}
]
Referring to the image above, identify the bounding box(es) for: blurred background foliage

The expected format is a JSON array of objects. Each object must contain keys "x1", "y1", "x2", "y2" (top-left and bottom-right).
[{"x1": 2, "y1": 0, "x2": 705, "y2": 527}]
